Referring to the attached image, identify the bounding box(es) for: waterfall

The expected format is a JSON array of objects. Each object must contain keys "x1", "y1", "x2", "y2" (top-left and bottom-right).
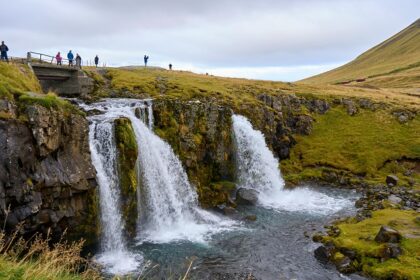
[
  {"x1": 232, "y1": 114, "x2": 351, "y2": 215},
  {"x1": 84, "y1": 99, "x2": 233, "y2": 253}
]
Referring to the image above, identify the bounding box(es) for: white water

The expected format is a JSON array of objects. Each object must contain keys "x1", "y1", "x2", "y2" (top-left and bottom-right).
[
  {"x1": 86, "y1": 100, "x2": 147, "y2": 274},
  {"x1": 84, "y1": 99, "x2": 234, "y2": 249},
  {"x1": 232, "y1": 114, "x2": 352, "y2": 215}
]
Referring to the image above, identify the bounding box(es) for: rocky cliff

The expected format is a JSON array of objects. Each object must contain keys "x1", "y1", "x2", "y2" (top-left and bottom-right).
[{"x1": 0, "y1": 99, "x2": 98, "y2": 244}]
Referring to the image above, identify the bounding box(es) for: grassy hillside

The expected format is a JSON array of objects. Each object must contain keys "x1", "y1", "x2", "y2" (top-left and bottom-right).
[{"x1": 301, "y1": 19, "x2": 420, "y2": 86}]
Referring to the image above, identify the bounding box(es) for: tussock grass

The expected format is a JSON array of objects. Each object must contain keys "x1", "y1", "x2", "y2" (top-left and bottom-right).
[
  {"x1": 0, "y1": 227, "x2": 100, "y2": 280},
  {"x1": 330, "y1": 209, "x2": 420, "y2": 279},
  {"x1": 0, "y1": 62, "x2": 41, "y2": 100}
]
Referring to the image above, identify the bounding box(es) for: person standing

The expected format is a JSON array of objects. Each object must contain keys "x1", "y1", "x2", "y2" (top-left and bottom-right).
[
  {"x1": 94, "y1": 55, "x2": 99, "y2": 67},
  {"x1": 67, "y1": 50, "x2": 74, "y2": 66},
  {"x1": 169, "y1": 63, "x2": 172, "y2": 70},
  {"x1": 75, "y1": 53, "x2": 82, "y2": 69},
  {"x1": 55, "y1": 52, "x2": 62, "y2": 65},
  {"x1": 0, "y1": 41, "x2": 9, "y2": 62},
  {"x1": 144, "y1": 55, "x2": 149, "y2": 67}
]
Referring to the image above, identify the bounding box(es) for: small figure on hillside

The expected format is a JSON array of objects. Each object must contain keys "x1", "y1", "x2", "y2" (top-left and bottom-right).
[
  {"x1": 94, "y1": 55, "x2": 99, "y2": 67},
  {"x1": 169, "y1": 63, "x2": 172, "y2": 70},
  {"x1": 0, "y1": 41, "x2": 9, "y2": 62},
  {"x1": 75, "y1": 54, "x2": 82, "y2": 68},
  {"x1": 144, "y1": 55, "x2": 149, "y2": 67},
  {"x1": 55, "y1": 52, "x2": 62, "y2": 65},
  {"x1": 67, "y1": 50, "x2": 74, "y2": 66}
]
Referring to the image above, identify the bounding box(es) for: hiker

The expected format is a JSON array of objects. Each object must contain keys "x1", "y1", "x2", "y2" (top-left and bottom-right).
[
  {"x1": 55, "y1": 52, "x2": 62, "y2": 65},
  {"x1": 67, "y1": 50, "x2": 74, "y2": 66},
  {"x1": 0, "y1": 41, "x2": 9, "y2": 62},
  {"x1": 144, "y1": 55, "x2": 149, "y2": 67},
  {"x1": 75, "y1": 54, "x2": 82, "y2": 68},
  {"x1": 169, "y1": 63, "x2": 172, "y2": 70},
  {"x1": 94, "y1": 55, "x2": 99, "y2": 67}
]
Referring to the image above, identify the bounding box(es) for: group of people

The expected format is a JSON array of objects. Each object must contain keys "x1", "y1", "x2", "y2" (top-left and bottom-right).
[
  {"x1": 144, "y1": 54, "x2": 173, "y2": 70},
  {"x1": 55, "y1": 51, "x2": 99, "y2": 68}
]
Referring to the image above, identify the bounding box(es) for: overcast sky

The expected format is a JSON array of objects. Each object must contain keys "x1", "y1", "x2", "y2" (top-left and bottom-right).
[{"x1": 1, "y1": 0, "x2": 418, "y2": 81}]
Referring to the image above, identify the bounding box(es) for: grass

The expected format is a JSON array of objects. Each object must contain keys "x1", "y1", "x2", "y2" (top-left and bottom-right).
[
  {"x1": 301, "y1": 18, "x2": 420, "y2": 85},
  {"x1": 0, "y1": 62, "x2": 41, "y2": 100},
  {"x1": 281, "y1": 107, "x2": 420, "y2": 185},
  {"x1": 0, "y1": 229, "x2": 100, "y2": 280},
  {"x1": 330, "y1": 209, "x2": 420, "y2": 279}
]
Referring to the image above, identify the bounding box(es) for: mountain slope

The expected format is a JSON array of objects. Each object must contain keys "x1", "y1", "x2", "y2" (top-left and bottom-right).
[{"x1": 301, "y1": 18, "x2": 420, "y2": 85}]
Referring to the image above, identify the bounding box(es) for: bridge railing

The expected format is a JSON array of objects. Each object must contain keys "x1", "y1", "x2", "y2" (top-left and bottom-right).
[{"x1": 27, "y1": 52, "x2": 82, "y2": 67}]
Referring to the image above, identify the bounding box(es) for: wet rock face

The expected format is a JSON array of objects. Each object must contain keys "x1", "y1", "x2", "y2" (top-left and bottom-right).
[
  {"x1": 0, "y1": 104, "x2": 98, "y2": 244},
  {"x1": 235, "y1": 188, "x2": 259, "y2": 205},
  {"x1": 153, "y1": 99, "x2": 236, "y2": 208}
]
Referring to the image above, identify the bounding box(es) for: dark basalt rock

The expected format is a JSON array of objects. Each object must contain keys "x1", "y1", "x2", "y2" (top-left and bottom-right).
[
  {"x1": 386, "y1": 175, "x2": 399, "y2": 187},
  {"x1": 0, "y1": 104, "x2": 98, "y2": 245},
  {"x1": 235, "y1": 188, "x2": 259, "y2": 205},
  {"x1": 379, "y1": 243, "x2": 402, "y2": 260},
  {"x1": 374, "y1": 226, "x2": 401, "y2": 243},
  {"x1": 314, "y1": 245, "x2": 335, "y2": 264}
]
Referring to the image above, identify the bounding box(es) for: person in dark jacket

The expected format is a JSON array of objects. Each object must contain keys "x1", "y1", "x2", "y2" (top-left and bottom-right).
[
  {"x1": 0, "y1": 41, "x2": 9, "y2": 62},
  {"x1": 75, "y1": 54, "x2": 82, "y2": 68},
  {"x1": 169, "y1": 63, "x2": 172, "y2": 70},
  {"x1": 94, "y1": 55, "x2": 99, "y2": 67},
  {"x1": 67, "y1": 50, "x2": 74, "y2": 66},
  {"x1": 144, "y1": 55, "x2": 149, "y2": 67}
]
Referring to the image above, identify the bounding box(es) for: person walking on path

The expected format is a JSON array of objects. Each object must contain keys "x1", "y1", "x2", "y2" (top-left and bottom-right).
[
  {"x1": 169, "y1": 63, "x2": 172, "y2": 70},
  {"x1": 55, "y1": 52, "x2": 62, "y2": 65},
  {"x1": 94, "y1": 55, "x2": 99, "y2": 67},
  {"x1": 75, "y1": 53, "x2": 82, "y2": 69},
  {"x1": 67, "y1": 50, "x2": 74, "y2": 66},
  {"x1": 0, "y1": 41, "x2": 9, "y2": 62},
  {"x1": 144, "y1": 55, "x2": 149, "y2": 67}
]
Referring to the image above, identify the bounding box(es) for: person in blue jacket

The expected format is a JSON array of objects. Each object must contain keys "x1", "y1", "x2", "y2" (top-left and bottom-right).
[
  {"x1": 67, "y1": 50, "x2": 74, "y2": 66},
  {"x1": 144, "y1": 55, "x2": 149, "y2": 67}
]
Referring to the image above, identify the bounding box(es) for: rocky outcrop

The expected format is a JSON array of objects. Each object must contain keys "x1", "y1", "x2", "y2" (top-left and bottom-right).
[
  {"x1": 0, "y1": 103, "x2": 98, "y2": 244},
  {"x1": 114, "y1": 117, "x2": 138, "y2": 237},
  {"x1": 153, "y1": 99, "x2": 236, "y2": 208}
]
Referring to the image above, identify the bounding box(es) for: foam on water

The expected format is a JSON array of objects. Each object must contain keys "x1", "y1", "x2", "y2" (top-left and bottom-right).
[{"x1": 232, "y1": 114, "x2": 352, "y2": 215}]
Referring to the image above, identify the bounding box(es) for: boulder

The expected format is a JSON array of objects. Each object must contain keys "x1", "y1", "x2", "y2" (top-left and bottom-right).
[
  {"x1": 314, "y1": 245, "x2": 334, "y2": 264},
  {"x1": 379, "y1": 243, "x2": 402, "y2": 260},
  {"x1": 235, "y1": 188, "x2": 259, "y2": 205},
  {"x1": 245, "y1": 214, "x2": 257, "y2": 221},
  {"x1": 388, "y1": 194, "x2": 403, "y2": 205},
  {"x1": 374, "y1": 226, "x2": 401, "y2": 243},
  {"x1": 386, "y1": 175, "x2": 399, "y2": 186},
  {"x1": 335, "y1": 256, "x2": 355, "y2": 274}
]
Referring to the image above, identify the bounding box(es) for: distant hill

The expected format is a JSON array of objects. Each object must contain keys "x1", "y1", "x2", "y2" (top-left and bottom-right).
[{"x1": 301, "y1": 19, "x2": 420, "y2": 86}]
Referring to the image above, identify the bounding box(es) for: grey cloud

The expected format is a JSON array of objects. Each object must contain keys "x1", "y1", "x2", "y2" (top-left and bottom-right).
[{"x1": 0, "y1": 0, "x2": 418, "y2": 80}]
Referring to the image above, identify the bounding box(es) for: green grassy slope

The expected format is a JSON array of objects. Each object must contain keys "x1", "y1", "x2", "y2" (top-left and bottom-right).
[{"x1": 301, "y1": 19, "x2": 420, "y2": 85}]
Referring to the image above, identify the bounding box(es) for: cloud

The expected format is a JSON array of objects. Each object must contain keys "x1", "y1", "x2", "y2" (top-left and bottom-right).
[{"x1": 0, "y1": 0, "x2": 418, "y2": 81}]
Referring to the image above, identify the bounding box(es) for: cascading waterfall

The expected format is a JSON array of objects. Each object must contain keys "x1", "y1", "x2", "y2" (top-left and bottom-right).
[
  {"x1": 84, "y1": 99, "x2": 233, "y2": 259},
  {"x1": 86, "y1": 100, "x2": 146, "y2": 274},
  {"x1": 232, "y1": 114, "x2": 351, "y2": 214}
]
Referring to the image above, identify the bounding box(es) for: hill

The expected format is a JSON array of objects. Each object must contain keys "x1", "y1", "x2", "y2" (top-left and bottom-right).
[{"x1": 301, "y1": 18, "x2": 420, "y2": 88}]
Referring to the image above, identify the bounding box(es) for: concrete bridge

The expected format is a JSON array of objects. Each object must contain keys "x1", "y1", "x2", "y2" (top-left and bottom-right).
[{"x1": 27, "y1": 52, "x2": 93, "y2": 96}]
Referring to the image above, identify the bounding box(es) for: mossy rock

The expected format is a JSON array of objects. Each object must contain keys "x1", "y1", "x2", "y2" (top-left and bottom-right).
[{"x1": 114, "y1": 118, "x2": 138, "y2": 237}]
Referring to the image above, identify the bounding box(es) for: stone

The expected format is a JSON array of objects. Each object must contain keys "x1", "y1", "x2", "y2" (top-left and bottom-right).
[
  {"x1": 342, "y1": 99, "x2": 358, "y2": 116},
  {"x1": 340, "y1": 248, "x2": 357, "y2": 260},
  {"x1": 314, "y1": 245, "x2": 334, "y2": 264},
  {"x1": 245, "y1": 214, "x2": 257, "y2": 221},
  {"x1": 374, "y1": 226, "x2": 401, "y2": 243},
  {"x1": 235, "y1": 188, "x2": 259, "y2": 205},
  {"x1": 388, "y1": 194, "x2": 403, "y2": 205},
  {"x1": 335, "y1": 256, "x2": 355, "y2": 274},
  {"x1": 386, "y1": 175, "x2": 399, "y2": 186},
  {"x1": 379, "y1": 243, "x2": 402, "y2": 260}
]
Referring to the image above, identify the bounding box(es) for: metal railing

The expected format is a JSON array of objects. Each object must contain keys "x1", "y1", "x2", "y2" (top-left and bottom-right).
[{"x1": 27, "y1": 51, "x2": 82, "y2": 67}]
